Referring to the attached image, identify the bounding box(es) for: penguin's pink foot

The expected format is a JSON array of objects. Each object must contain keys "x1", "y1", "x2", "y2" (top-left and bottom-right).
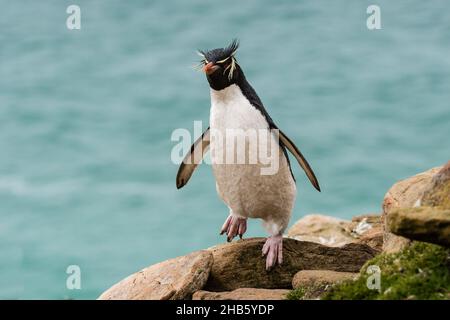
[
  {"x1": 220, "y1": 215, "x2": 247, "y2": 242},
  {"x1": 262, "y1": 235, "x2": 283, "y2": 271}
]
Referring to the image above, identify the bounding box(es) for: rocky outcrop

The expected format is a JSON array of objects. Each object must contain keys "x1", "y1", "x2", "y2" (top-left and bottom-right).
[
  {"x1": 287, "y1": 214, "x2": 383, "y2": 251},
  {"x1": 350, "y1": 214, "x2": 383, "y2": 251},
  {"x1": 98, "y1": 162, "x2": 450, "y2": 300},
  {"x1": 322, "y1": 242, "x2": 450, "y2": 300},
  {"x1": 291, "y1": 270, "x2": 358, "y2": 299},
  {"x1": 355, "y1": 226, "x2": 383, "y2": 251},
  {"x1": 98, "y1": 250, "x2": 213, "y2": 300},
  {"x1": 193, "y1": 288, "x2": 290, "y2": 300},
  {"x1": 387, "y1": 207, "x2": 450, "y2": 247},
  {"x1": 382, "y1": 166, "x2": 442, "y2": 253},
  {"x1": 382, "y1": 163, "x2": 450, "y2": 251},
  {"x1": 349, "y1": 214, "x2": 382, "y2": 233},
  {"x1": 287, "y1": 214, "x2": 355, "y2": 247},
  {"x1": 204, "y1": 238, "x2": 377, "y2": 291},
  {"x1": 97, "y1": 238, "x2": 377, "y2": 300},
  {"x1": 421, "y1": 161, "x2": 450, "y2": 209}
]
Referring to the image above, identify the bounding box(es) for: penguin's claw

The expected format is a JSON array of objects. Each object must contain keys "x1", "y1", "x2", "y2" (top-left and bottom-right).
[
  {"x1": 220, "y1": 215, "x2": 232, "y2": 235},
  {"x1": 262, "y1": 235, "x2": 283, "y2": 271},
  {"x1": 220, "y1": 215, "x2": 247, "y2": 242}
]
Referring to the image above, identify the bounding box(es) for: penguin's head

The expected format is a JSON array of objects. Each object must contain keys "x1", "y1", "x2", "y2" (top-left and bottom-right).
[{"x1": 197, "y1": 39, "x2": 241, "y2": 90}]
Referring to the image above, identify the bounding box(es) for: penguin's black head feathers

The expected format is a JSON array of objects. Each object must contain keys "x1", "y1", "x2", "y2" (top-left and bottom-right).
[
  {"x1": 198, "y1": 39, "x2": 239, "y2": 64},
  {"x1": 197, "y1": 39, "x2": 242, "y2": 90}
]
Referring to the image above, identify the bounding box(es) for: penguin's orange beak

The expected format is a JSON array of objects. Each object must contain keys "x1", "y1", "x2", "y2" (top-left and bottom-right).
[{"x1": 203, "y1": 62, "x2": 219, "y2": 75}]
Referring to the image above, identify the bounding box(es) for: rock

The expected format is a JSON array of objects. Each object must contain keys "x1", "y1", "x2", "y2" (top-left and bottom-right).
[
  {"x1": 382, "y1": 167, "x2": 442, "y2": 213},
  {"x1": 98, "y1": 250, "x2": 213, "y2": 300},
  {"x1": 351, "y1": 214, "x2": 382, "y2": 225},
  {"x1": 292, "y1": 270, "x2": 358, "y2": 289},
  {"x1": 382, "y1": 166, "x2": 442, "y2": 253},
  {"x1": 387, "y1": 207, "x2": 450, "y2": 247},
  {"x1": 291, "y1": 270, "x2": 358, "y2": 299},
  {"x1": 323, "y1": 242, "x2": 450, "y2": 300},
  {"x1": 355, "y1": 227, "x2": 384, "y2": 251},
  {"x1": 421, "y1": 161, "x2": 450, "y2": 209},
  {"x1": 193, "y1": 288, "x2": 290, "y2": 300},
  {"x1": 349, "y1": 214, "x2": 383, "y2": 251},
  {"x1": 204, "y1": 238, "x2": 378, "y2": 291},
  {"x1": 287, "y1": 214, "x2": 355, "y2": 247},
  {"x1": 349, "y1": 214, "x2": 382, "y2": 235},
  {"x1": 287, "y1": 214, "x2": 383, "y2": 251}
]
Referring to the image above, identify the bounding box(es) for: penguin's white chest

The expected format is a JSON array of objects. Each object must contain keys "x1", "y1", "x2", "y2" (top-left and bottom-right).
[
  {"x1": 210, "y1": 84, "x2": 269, "y2": 131},
  {"x1": 209, "y1": 84, "x2": 296, "y2": 230}
]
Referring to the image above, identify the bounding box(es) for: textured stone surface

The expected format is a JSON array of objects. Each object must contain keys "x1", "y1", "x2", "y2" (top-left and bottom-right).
[
  {"x1": 349, "y1": 214, "x2": 382, "y2": 234},
  {"x1": 350, "y1": 214, "x2": 383, "y2": 251},
  {"x1": 204, "y1": 238, "x2": 377, "y2": 291},
  {"x1": 287, "y1": 214, "x2": 355, "y2": 247},
  {"x1": 193, "y1": 288, "x2": 290, "y2": 300},
  {"x1": 382, "y1": 167, "x2": 441, "y2": 253},
  {"x1": 387, "y1": 207, "x2": 450, "y2": 247},
  {"x1": 287, "y1": 214, "x2": 383, "y2": 251},
  {"x1": 421, "y1": 161, "x2": 450, "y2": 209},
  {"x1": 355, "y1": 226, "x2": 383, "y2": 251},
  {"x1": 98, "y1": 250, "x2": 213, "y2": 300},
  {"x1": 292, "y1": 270, "x2": 358, "y2": 289}
]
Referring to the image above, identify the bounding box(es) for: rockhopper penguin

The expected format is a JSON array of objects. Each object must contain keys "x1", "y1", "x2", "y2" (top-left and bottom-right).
[{"x1": 177, "y1": 40, "x2": 320, "y2": 270}]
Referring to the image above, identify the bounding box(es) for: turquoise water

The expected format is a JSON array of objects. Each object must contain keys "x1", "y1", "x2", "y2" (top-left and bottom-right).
[{"x1": 1, "y1": 1, "x2": 449, "y2": 299}]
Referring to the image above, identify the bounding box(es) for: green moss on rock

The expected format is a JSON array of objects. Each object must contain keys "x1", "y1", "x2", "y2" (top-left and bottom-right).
[
  {"x1": 322, "y1": 242, "x2": 450, "y2": 300},
  {"x1": 286, "y1": 287, "x2": 306, "y2": 300}
]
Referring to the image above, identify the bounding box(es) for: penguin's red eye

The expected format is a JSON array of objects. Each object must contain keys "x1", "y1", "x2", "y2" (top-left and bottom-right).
[{"x1": 219, "y1": 61, "x2": 230, "y2": 69}]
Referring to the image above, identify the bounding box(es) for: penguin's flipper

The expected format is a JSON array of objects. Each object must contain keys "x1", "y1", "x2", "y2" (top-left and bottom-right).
[
  {"x1": 176, "y1": 127, "x2": 210, "y2": 189},
  {"x1": 278, "y1": 130, "x2": 321, "y2": 192}
]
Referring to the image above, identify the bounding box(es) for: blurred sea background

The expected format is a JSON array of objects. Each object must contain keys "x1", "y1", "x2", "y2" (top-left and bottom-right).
[{"x1": 0, "y1": 0, "x2": 449, "y2": 299}]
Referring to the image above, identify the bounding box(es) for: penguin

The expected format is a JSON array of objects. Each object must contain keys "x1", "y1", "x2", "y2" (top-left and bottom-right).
[{"x1": 176, "y1": 40, "x2": 320, "y2": 270}]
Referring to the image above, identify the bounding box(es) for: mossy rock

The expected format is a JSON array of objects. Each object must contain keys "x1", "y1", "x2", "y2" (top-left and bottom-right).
[
  {"x1": 288, "y1": 242, "x2": 450, "y2": 300},
  {"x1": 321, "y1": 242, "x2": 450, "y2": 300},
  {"x1": 286, "y1": 287, "x2": 307, "y2": 300},
  {"x1": 287, "y1": 284, "x2": 333, "y2": 300}
]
